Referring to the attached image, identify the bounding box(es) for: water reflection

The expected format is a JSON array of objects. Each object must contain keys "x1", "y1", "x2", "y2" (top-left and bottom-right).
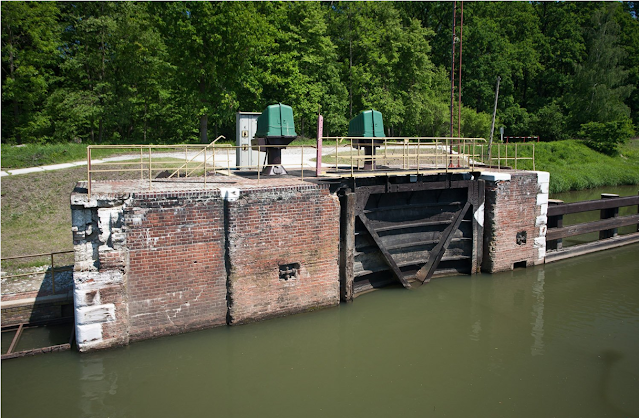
[
  {"x1": 79, "y1": 355, "x2": 121, "y2": 418},
  {"x1": 530, "y1": 269, "x2": 545, "y2": 356}
]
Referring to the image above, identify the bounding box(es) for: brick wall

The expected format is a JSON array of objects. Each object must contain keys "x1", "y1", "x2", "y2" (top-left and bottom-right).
[
  {"x1": 481, "y1": 171, "x2": 549, "y2": 273},
  {"x1": 1, "y1": 301, "x2": 71, "y2": 326},
  {"x1": 71, "y1": 182, "x2": 340, "y2": 351},
  {"x1": 227, "y1": 185, "x2": 340, "y2": 324},
  {"x1": 124, "y1": 192, "x2": 227, "y2": 342}
]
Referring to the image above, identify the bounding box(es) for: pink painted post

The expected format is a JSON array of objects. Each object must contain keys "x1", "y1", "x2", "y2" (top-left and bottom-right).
[{"x1": 316, "y1": 114, "x2": 324, "y2": 177}]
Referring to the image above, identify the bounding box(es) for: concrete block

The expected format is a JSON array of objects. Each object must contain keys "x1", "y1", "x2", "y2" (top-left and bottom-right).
[
  {"x1": 76, "y1": 323, "x2": 103, "y2": 345},
  {"x1": 539, "y1": 181, "x2": 549, "y2": 194},
  {"x1": 74, "y1": 270, "x2": 123, "y2": 288},
  {"x1": 533, "y1": 236, "x2": 546, "y2": 248},
  {"x1": 76, "y1": 304, "x2": 116, "y2": 325},
  {"x1": 74, "y1": 288, "x2": 101, "y2": 307},
  {"x1": 537, "y1": 193, "x2": 548, "y2": 206},
  {"x1": 539, "y1": 203, "x2": 548, "y2": 216},
  {"x1": 535, "y1": 215, "x2": 547, "y2": 227},
  {"x1": 479, "y1": 172, "x2": 512, "y2": 182},
  {"x1": 535, "y1": 171, "x2": 550, "y2": 184}
]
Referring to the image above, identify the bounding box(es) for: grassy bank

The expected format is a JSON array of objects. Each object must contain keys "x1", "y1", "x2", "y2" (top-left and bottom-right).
[
  {"x1": 488, "y1": 139, "x2": 639, "y2": 193},
  {"x1": 1, "y1": 138, "x2": 335, "y2": 170},
  {"x1": 1, "y1": 166, "x2": 141, "y2": 263}
]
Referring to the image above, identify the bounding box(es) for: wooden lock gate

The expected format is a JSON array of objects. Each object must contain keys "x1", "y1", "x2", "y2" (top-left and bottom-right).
[{"x1": 337, "y1": 173, "x2": 485, "y2": 300}]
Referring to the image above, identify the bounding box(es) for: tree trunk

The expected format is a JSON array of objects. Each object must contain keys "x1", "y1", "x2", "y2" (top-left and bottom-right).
[
  {"x1": 98, "y1": 119, "x2": 104, "y2": 144},
  {"x1": 144, "y1": 102, "x2": 148, "y2": 143},
  {"x1": 200, "y1": 114, "x2": 208, "y2": 143}
]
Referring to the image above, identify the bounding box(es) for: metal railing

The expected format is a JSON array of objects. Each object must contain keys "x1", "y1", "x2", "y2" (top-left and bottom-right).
[
  {"x1": 486, "y1": 142, "x2": 536, "y2": 171},
  {"x1": 1, "y1": 251, "x2": 74, "y2": 294},
  {"x1": 86, "y1": 142, "x2": 317, "y2": 197},
  {"x1": 85, "y1": 137, "x2": 537, "y2": 196},
  {"x1": 320, "y1": 137, "x2": 488, "y2": 177},
  {"x1": 168, "y1": 135, "x2": 226, "y2": 178}
]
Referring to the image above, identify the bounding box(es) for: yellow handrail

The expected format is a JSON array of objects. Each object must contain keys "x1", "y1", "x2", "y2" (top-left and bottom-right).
[{"x1": 168, "y1": 135, "x2": 226, "y2": 178}]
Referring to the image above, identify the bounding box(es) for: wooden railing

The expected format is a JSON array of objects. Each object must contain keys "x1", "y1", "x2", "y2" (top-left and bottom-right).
[{"x1": 545, "y1": 193, "x2": 639, "y2": 262}]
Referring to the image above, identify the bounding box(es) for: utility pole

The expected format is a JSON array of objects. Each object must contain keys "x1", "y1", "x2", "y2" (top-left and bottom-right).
[{"x1": 488, "y1": 75, "x2": 501, "y2": 165}]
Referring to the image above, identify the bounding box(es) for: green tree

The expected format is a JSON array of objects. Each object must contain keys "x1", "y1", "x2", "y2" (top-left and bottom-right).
[
  {"x1": 155, "y1": 2, "x2": 270, "y2": 143},
  {"x1": 567, "y1": 3, "x2": 634, "y2": 130},
  {"x1": 1, "y1": 1, "x2": 60, "y2": 143},
  {"x1": 255, "y1": 2, "x2": 347, "y2": 137}
]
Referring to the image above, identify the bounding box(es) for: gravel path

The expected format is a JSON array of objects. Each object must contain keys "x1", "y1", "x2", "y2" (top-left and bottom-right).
[{"x1": 1, "y1": 266, "x2": 74, "y2": 297}]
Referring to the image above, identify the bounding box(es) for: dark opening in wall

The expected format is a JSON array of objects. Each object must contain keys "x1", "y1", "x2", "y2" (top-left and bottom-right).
[
  {"x1": 516, "y1": 231, "x2": 527, "y2": 245},
  {"x1": 513, "y1": 260, "x2": 527, "y2": 269},
  {"x1": 279, "y1": 263, "x2": 300, "y2": 280}
]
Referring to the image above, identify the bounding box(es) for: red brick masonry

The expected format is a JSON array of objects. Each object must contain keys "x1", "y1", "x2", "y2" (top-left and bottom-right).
[{"x1": 71, "y1": 181, "x2": 340, "y2": 351}]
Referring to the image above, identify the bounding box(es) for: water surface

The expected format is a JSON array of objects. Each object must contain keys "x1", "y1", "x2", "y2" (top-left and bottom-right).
[{"x1": 2, "y1": 242, "x2": 638, "y2": 418}]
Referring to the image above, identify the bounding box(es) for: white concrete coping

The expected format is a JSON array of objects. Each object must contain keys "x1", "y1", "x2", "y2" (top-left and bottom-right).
[
  {"x1": 1, "y1": 171, "x2": 9, "y2": 176},
  {"x1": 479, "y1": 172, "x2": 512, "y2": 182},
  {"x1": 534, "y1": 171, "x2": 550, "y2": 184}
]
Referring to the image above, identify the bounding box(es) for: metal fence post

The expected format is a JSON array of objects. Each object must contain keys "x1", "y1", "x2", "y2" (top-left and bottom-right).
[{"x1": 50, "y1": 253, "x2": 56, "y2": 294}]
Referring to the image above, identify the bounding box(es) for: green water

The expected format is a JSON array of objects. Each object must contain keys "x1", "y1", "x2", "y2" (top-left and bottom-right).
[{"x1": 2, "y1": 243, "x2": 638, "y2": 418}]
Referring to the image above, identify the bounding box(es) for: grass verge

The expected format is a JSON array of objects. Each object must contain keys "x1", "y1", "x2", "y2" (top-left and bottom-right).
[
  {"x1": 1, "y1": 139, "x2": 337, "y2": 170},
  {"x1": 487, "y1": 139, "x2": 639, "y2": 193},
  {"x1": 1, "y1": 165, "x2": 140, "y2": 263}
]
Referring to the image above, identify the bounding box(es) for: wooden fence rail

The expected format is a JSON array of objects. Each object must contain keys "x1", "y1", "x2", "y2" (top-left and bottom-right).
[{"x1": 545, "y1": 192, "x2": 639, "y2": 263}]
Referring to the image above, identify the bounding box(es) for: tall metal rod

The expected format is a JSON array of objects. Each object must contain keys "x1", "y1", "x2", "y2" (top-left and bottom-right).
[
  {"x1": 50, "y1": 253, "x2": 56, "y2": 294},
  {"x1": 458, "y1": 1, "x2": 464, "y2": 143},
  {"x1": 450, "y1": 1, "x2": 457, "y2": 139},
  {"x1": 488, "y1": 75, "x2": 501, "y2": 165},
  {"x1": 87, "y1": 147, "x2": 92, "y2": 199}
]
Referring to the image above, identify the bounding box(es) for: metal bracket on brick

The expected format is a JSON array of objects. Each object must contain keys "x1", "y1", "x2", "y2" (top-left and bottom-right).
[{"x1": 279, "y1": 263, "x2": 300, "y2": 281}]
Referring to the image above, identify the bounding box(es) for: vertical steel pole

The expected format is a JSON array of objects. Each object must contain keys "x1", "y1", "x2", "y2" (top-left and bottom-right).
[
  {"x1": 458, "y1": 2, "x2": 464, "y2": 138},
  {"x1": 450, "y1": 1, "x2": 456, "y2": 139},
  {"x1": 50, "y1": 253, "x2": 55, "y2": 294},
  {"x1": 488, "y1": 76, "x2": 501, "y2": 165},
  {"x1": 316, "y1": 113, "x2": 323, "y2": 177},
  {"x1": 449, "y1": 2, "x2": 457, "y2": 167},
  {"x1": 87, "y1": 147, "x2": 92, "y2": 199}
]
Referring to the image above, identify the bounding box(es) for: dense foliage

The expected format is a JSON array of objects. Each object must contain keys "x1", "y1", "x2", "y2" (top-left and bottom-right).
[{"x1": 2, "y1": 2, "x2": 637, "y2": 148}]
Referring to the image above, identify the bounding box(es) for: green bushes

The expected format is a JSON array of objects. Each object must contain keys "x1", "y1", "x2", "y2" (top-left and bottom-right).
[{"x1": 578, "y1": 117, "x2": 635, "y2": 155}]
